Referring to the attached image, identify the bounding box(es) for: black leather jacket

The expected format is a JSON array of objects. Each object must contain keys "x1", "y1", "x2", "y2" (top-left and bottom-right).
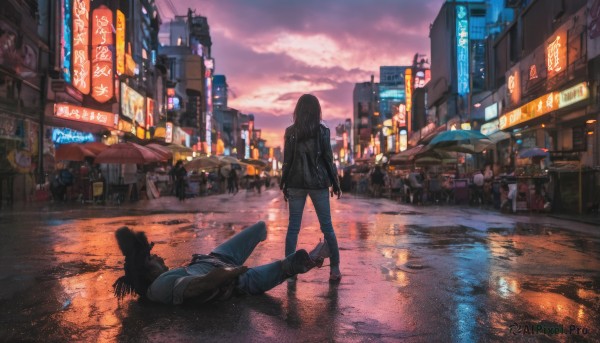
[{"x1": 279, "y1": 124, "x2": 340, "y2": 191}]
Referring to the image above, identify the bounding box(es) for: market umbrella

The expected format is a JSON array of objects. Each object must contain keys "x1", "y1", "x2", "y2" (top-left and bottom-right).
[
  {"x1": 81, "y1": 141, "x2": 108, "y2": 155},
  {"x1": 414, "y1": 146, "x2": 458, "y2": 166},
  {"x1": 94, "y1": 142, "x2": 162, "y2": 164},
  {"x1": 145, "y1": 143, "x2": 173, "y2": 161},
  {"x1": 55, "y1": 143, "x2": 96, "y2": 161},
  {"x1": 219, "y1": 156, "x2": 248, "y2": 176},
  {"x1": 219, "y1": 155, "x2": 248, "y2": 170},
  {"x1": 518, "y1": 147, "x2": 548, "y2": 159},
  {"x1": 428, "y1": 129, "x2": 493, "y2": 154},
  {"x1": 389, "y1": 144, "x2": 426, "y2": 164},
  {"x1": 184, "y1": 156, "x2": 222, "y2": 170},
  {"x1": 241, "y1": 158, "x2": 268, "y2": 168},
  {"x1": 167, "y1": 144, "x2": 193, "y2": 153}
]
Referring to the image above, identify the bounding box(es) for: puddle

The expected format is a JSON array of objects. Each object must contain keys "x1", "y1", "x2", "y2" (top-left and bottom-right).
[
  {"x1": 379, "y1": 211, "x2": 420, "y2": 215},
  {"x1": 408, "y1": 225, "x2": 472, "y2": 235},
  {"x1": 174, "y1": 225, "x2": 198, "y2": 233},
  {"x1": 37, "y1": 261, "x2": 103, "y2": 281},
  {"x1": 155, "y1": 219, "x2": 192, "y2": 225},
  {"x1": 513, "y1": 222, "x2": 560, "y2": 235}
]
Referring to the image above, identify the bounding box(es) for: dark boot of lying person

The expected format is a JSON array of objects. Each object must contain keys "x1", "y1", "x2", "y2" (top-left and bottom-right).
[{"x1": 113, "y1": 221, "x2": 331, "y2": 305}]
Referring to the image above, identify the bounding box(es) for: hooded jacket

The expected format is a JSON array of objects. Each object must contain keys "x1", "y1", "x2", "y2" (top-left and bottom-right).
[{"x1": 279, "y1": 124, "x2": 340, "y2": 191}]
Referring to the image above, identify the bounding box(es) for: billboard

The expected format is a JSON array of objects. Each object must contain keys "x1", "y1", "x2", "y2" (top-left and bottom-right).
[{"x1": 121, "y1": 82, "x2": 145, "y2": 126}]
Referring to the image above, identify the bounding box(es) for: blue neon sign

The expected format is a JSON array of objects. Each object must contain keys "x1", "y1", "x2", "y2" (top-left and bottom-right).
[
  {"x1": 62, "y1": 0, "x2": 72, "y2": 82},
  {"x1": 52, "y1": 128, "x2": 95, "y2": 145},
  {"x1": 456, "y1": 5, "x2": 469, "y2": 95}
]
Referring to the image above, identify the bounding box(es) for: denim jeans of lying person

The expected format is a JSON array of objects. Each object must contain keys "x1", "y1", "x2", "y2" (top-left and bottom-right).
[{"x1": 285, "y1": 188, "x2": 340, "y2": 268}]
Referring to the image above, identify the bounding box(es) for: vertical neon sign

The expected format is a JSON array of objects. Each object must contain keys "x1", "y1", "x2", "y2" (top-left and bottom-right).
[
  {"x1": 72, "y1": 0, "x2": 90, "y2": 94},
  {"x1": 405, "y1": 68, "x2": 412, "y2": 115},
  {"x1": 62, "y1": 0, "x2": 72, "y2": 82},
  {"x1": 116, "y1": 10, "x2": 125, "y2": 76},
  {"x1": 91, "y1": 6, "x2": 114, "y2": 103},
  {"x1": 205, "y1": 71, "x2": 213, "y2": 155},
  {"x1": 456, "y1": 5, "x2": 469, "y2": 95}
]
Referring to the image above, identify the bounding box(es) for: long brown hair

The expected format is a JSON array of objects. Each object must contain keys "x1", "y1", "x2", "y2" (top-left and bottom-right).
[{"x1": 292, "y1": 94, "x2": 322, "y2": 140}]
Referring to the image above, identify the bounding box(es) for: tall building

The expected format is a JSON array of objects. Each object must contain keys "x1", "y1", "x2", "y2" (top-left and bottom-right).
[
  {"x1": 353, "y1": 76, "x2": 379, "y2": 158},
  {"x1": 379, "y1": 66, "x2": 410, "y2": 153},
  {"x1": 428, "y1": 0, "x2": 512, "y2": 128},
  {"x1": 158, "y1": 8, "x2": 213, "y2": 153},
  {"x1": 213, "y1": 75, "x2": 227, "y2": 109},
  {"x1": 0, "y1": 0, "x2": 47, "y2": 204}
]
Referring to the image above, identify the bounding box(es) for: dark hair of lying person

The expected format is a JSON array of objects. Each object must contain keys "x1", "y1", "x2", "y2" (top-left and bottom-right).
[{"x1": 112, "y1": 227, "x2": 155, "y2": 299}]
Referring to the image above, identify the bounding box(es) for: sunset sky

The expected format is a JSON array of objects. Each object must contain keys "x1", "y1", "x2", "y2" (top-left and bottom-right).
[{"x1": 156, "y1": 0, "x2": 445, "y2": 148}]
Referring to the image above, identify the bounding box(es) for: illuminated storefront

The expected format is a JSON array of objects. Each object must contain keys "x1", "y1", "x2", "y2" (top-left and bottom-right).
[{"x1": 499, "y1": 82, "x2": 589, "y2": 131}]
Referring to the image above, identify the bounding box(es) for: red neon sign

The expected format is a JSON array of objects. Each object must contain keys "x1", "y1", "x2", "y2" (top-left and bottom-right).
[
  {"x1": 91, "y1": 6, "x2": 114, "y2": 103},
  {"x1": 72, "y1": 0, "x2": 90, "y2": 95},
  {"x1": 55, "y1": 103, "x2": 117, "y2": 128}
]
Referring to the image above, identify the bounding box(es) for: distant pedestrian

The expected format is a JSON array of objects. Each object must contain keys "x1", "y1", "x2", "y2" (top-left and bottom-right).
[
  {"x1": 173, "y1": 160, "x2": 187, "y2": 201},
  {"x1": 254, "y1": 174, "x2": 262, "y2": 194},
  {"x1": 370, "y1": 166, "x2": 385, "y2": 197},
  {"x1": 228, "y1": 169, "x2": 238, "y2": 194},
  {"x1": 280, "y1": 94, "x2": 342, "y2": 282}
]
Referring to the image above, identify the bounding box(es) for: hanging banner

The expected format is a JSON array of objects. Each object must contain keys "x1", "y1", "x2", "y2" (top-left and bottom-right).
[
  {"x1": 72, "y1": 0, "x2": 90, "y2": 94},
  {"x1": 91, "y1": 6, "x2": 114, "y2": 103}
]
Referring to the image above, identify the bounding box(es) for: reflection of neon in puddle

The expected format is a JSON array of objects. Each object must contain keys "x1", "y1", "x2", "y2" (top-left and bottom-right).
[
  {"x1": 497, "y1": 276, "x2": 520, "y2": 298},
  {"x1": 380, "y1": 247, "x2": 410, "y2": 265}
]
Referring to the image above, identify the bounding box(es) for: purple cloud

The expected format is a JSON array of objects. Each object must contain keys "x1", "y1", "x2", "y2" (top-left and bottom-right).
[{"x1": 156, "y1": 0, "x2": 445, "y2": 148}]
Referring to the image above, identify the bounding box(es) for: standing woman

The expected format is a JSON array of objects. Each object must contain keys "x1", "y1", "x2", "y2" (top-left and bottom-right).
[{"x1": 280, "y1": 94, "x2": 342, "y2": 282}]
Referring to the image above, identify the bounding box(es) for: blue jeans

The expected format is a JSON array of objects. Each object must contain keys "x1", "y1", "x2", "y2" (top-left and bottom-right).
[
  {"x1": 211, "y1": 221, "x2": 286, "y2": 295},
  {"x1": 285, "y1": 188, "x2": 340, "y2": 267}
]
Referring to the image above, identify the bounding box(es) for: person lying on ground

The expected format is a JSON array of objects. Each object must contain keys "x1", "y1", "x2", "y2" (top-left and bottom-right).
[{"x1": 113, "y1": 221, "x2": 330, "y2": 305}]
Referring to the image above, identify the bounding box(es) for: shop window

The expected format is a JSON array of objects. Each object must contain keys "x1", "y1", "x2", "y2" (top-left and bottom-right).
[{"x1": 0, "y1": 74, "x2": 19, "y2": 105}]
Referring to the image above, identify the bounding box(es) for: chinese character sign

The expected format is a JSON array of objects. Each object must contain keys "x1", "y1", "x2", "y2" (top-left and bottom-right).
[
  {"x1": 91, "y1": 6, "x2": 114, "y2": 103},
  {"x1": 546, "y1": 29, "x2": 566, "y2": 79},
  {"x1": 507, "y1": 67, "x2": 520, "y2": 107},
  {"x1": 456, "y1": 5, "x2": 469, "y2": 95},
  {"x1": 55, "y1": 103, "x2": 117, "y2": 128},
  {"x1": 72, "y1": 0, "x2": 90, "y2": 94}
]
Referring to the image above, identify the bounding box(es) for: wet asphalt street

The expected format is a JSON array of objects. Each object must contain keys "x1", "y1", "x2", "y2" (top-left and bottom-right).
[{"x1": 0, "y1": 188, "x2": 599, "y2": 342}]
